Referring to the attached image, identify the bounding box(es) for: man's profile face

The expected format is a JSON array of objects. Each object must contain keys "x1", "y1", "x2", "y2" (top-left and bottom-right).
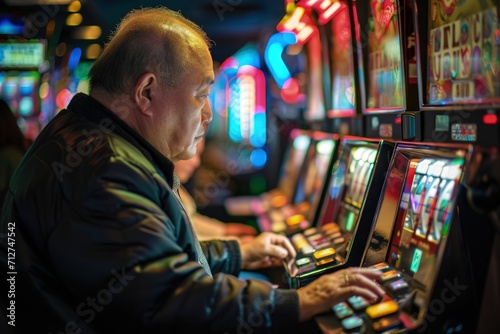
[{"x1": 152, "y1": 36, "x2": 214, "y2": 162}]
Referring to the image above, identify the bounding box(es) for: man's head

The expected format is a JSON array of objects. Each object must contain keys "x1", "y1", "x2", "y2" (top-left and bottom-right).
[{"x1": 89, "y1": 7, "x2": 214, "y2": 161}]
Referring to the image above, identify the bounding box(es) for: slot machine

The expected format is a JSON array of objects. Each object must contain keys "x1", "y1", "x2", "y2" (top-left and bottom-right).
[
  {"x1": 353, "y1": 0, "x2": 408, "y2": 140},
  {"x1": 0, "y1": 40, "x2": 46, "y2": 140},
  {"x1": 313, "y1": 0, "x2": 500, "y2": 331},
  {"x1": 285, "y1": 136, "x2": 394, "y2": 288},
  {"x1": 287, "y1": 0, "x2": 363, "y2": 135},
  {"x1": 225, "y1": 128, "x2": 313, "y2": 217},
  {"x1": 258, "y1": 130, "x2": 340, "y2": 233},
  {"x1": 409, "y1": 0, "x2": 500, "y2": 331},
  {"x1": 315, "y1": 141, "x2": 499, "y2": 333},
  {"x1": 322, "y1": 0, "x2": 363, "y2": 135}
]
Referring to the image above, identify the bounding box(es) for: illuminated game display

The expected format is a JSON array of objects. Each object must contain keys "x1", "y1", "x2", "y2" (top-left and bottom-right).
[
  {"x1": 426, "y1": 0, "x2": 500, "y2": 105},
  {"x1": 413, "y1": 0, "x2": 499, "y2": 147},
  {"x1": 365, "y1": 0, "x2": 405, "y2": 112},
  {"x1": 292, "y1": 132, "x2": 339, "y2": 222},
  {"x1": 0, "y1": 40, "x2": 45, "y2": 139},
  {"x1": 315, "y1": 141, "x2": 491, "y2": 333},
  {"x1": 326, "y1": 147, "x2": 377, "y2": 238},
  {"x1": 328, "y1": 0, "x2": 356, "y2": 118},
  {"x1": 285, "y1": 137, "x2": 395, "y2": 288}
]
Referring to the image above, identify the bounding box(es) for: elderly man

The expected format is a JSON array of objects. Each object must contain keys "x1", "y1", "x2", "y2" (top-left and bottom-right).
[{"x1": 0, "y1": 7, "x2": 384, "y2": 333}]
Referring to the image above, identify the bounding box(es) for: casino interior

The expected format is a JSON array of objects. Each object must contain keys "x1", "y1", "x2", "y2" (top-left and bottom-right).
[{"x1": 0, "y1": 0, "x2": 499, "y2": 333}]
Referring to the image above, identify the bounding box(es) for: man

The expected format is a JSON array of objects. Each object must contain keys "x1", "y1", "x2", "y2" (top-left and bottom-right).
[{"x1": 0, "y1": 7, "x2": 384, "y2": 333}]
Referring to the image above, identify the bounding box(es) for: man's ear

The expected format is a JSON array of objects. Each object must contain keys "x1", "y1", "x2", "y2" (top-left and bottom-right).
[{"x1": 134, "y1": 72, "x2": 157, "y2": 116}]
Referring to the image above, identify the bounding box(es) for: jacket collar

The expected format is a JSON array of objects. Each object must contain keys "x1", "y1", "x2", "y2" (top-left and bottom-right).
[{"x1": 67, "y1": 92, "x2": 176, "y2": 188}]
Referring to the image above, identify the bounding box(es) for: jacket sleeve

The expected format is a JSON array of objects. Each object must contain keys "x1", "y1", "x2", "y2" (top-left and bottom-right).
[
  {"x1": 47, "y1": 152, "x2": 300, "y2": 333},
  {"x1": 200, "y1": 239, "x2": 242, "y2": 276}
]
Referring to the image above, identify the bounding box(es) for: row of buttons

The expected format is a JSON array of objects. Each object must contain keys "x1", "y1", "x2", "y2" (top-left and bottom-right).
[
  {"x1": 290, "y1": 222, "x2": 348, "y2": 269},
  {"x1": 331, "y1": 263, "x2": 410, "y2": 332}
]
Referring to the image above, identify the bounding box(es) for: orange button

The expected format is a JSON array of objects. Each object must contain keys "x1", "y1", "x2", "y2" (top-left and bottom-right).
[
  {"x1": 316, "y1": 258, "x2": 335, "y2": 266},
  {"x1": 366, "y1": 300, "x2": 399, "y2": 319},
  {"x1": 380, "y1": 270, "x2": 400, "y2": 282},
  {"x1": 322, "y1": 222, "x2": 340, "y2": 233},
  {"x1": 332, "y1": 237, "x2": 345, "y2": 245},
  {"x1": 271, "y1": 195, "x2": 287, "y2": 208},
  {"x1": 313, "y1": 247, "x2": 336, "y2": 259},
  {"x1": 370, "y1": 262, "x2": 389, "y2": 270}
]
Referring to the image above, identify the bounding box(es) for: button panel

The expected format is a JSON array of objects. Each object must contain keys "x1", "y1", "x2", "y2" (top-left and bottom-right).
[
  {"x1": 325, "y1": 263, "x2": 416, "y2": 332},
  {"x1": 290, "y1": 222, "x2": 352, "y2": 271}
]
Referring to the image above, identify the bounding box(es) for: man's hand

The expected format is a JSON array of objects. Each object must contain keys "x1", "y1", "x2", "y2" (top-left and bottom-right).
[
  {"x1": 224, "y1": 223, "x2": 257, "y2": 236},
  {"x1": 297, "y1": 268, "x2": 385, "y2": 321},
  {"x1": 240, "y1": 232, "x2": 296, "y2": 271}
]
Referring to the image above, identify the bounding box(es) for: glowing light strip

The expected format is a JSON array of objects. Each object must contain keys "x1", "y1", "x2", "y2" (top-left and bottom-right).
[
  {"x1": 237, "y1": 65, "x2": 267, "y2": 147},
  {"x1": 264, "y1": 32, "x2": 297, "y2": 88}
]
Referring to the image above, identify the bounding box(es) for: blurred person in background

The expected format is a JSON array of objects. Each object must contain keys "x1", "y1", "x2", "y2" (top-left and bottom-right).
[
  {"x1": 0, "y1": 99, "x2": 28, "y2": 210},
  {"x1": 175, "y1": 139, "x2": 258, "y2": 243}
]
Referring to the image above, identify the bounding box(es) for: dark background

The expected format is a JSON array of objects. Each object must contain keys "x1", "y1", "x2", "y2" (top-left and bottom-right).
[{"x1": 0, "y1": 0, "x2": 286, "y2": 63}]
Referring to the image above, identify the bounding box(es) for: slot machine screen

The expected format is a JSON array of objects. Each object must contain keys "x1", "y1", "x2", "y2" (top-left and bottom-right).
[
  {"x1": 363, "y1": 0, "x2": 405, "y2": 113},
  {"x1": 284, "y1": 137, "x2": 394, "y2": 289},
  {"x1": 276, "y1": 129, "x2": 312, "y2": 202},
  {"x1": 362, "y1": 143, "x2": 469, "y2": 329},
  {"x1": 293, "y1": 133, "x2": 338, "y2": 222},
  {"x1": 318, "y1": 142, "x2": 378, "y2": 261},
  {"x1": 425, "y1": 0, "x2": 500, "y2": 105},
  {"x1": 328, "y1": 0, "x2": 356, "y2": 117}
]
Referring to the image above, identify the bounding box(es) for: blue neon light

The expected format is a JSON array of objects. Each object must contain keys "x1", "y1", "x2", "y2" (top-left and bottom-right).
[
  {"x1": 264, "y1": 32, "x2": 296, "y2": 88},
  {"x1": 68, "y1": 47, "x2": 82, "y2": 71},
  {"x1": 232, "y1": 44, "x2": 260, "y2": 69},
  {"x1": 250, "y1": 112, "x2": 266, "y2": 147},
  {"x1": 250, "y1": 148, "x2": 267, "y2": 169}
]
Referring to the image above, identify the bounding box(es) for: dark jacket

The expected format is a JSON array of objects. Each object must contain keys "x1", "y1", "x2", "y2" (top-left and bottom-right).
[{"x1": 0, "y1": 93, "x2": 299, "y2": 333}]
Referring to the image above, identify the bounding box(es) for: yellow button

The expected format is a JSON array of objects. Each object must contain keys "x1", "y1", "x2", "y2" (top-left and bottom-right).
[
  {"x1": 286, "y1": 214, "x2": 306, "y2": 226},
  {"x1": 366, "y1": 300, "x2": 399, "y2": 319},
  {"x1": 313, "y1": 247, "x2": 336, "y2": 259}
]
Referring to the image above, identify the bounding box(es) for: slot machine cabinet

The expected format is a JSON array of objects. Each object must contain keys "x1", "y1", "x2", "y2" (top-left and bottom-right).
[
  {"x1": 298, "y1": 0, "x2": 363, "y2": 136},
  {"x1": 410, "y1": 0, "x2": 500, "y2": 331},
  {"x1": 315, "y1": 141, "x2": 499, "y2": 334},
  {"x1": 285, "y1": 136, "x2": 395, "y2": 288},
  {"x1": 0, "y1": 40, "x2": 46, "y2": 140},
  {"x1": 354, "y1": 0, "x2": 408, "y2": 140},
  {"x1": 412, "y1": 0, "x2": 500, "y2": 148},
  {"x1": 258, "y1": 131, "x2": 340, "y2": 233}
]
